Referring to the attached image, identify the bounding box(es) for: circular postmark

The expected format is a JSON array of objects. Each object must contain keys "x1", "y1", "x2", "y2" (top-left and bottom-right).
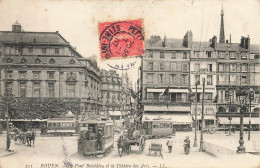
[{"x1": 99, "y1": 19, "x2": 144, "y2": 60}]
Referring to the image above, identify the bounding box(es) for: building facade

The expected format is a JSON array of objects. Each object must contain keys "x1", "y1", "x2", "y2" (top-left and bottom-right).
[{"x1": 0, "y1": 22, "x2": 101, "y2": 119}]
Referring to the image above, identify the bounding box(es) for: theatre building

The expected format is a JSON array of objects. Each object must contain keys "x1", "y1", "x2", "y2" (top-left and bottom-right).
[
  {"x1": 142, "y1": 33, "x2": 193, "y2": 131},
  {"x1": 0, "y1": 22, "x2": 102, "y2": 120}
]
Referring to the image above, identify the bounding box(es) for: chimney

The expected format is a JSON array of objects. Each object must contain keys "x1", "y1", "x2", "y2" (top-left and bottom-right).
[
  {"x1": 12, "y1": 21, "x2": 22, "y2": 32},
  {"x1": 245, "y1": 35, "x2": 250, "y2": 50},
  {"x1": 183, "y1": 30, "x2": 193, "y2": 48},
  {"x1": 240, "y1": 36, "x2": 246, "y2": 48},
  {"x1": 211, "y1": 36, "x2": 217, "y2": 49},
  {"x1": 150, "y1": 35, "x2": 161, "y2": 45},
  {"x1": 162, "y1": 35, "x2": 167, "y2": 48}
]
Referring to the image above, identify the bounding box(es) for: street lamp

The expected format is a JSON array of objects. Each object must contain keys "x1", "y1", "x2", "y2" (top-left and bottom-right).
[{"x1": 236, "y1": 87, "x2": 247, "y2": 154}]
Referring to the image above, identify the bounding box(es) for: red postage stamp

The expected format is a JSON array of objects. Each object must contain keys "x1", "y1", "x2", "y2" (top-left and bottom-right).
[{"x1": 99, "y1": 19, "x2": 144, "y2": 60}]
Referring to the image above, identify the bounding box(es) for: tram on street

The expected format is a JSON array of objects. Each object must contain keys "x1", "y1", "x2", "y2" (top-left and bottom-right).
[
  {"x1": 46, "y1": 117, "x2": 76, "y2": 136},
  {"x1": 78, "y1": 117, "x2": 114, "y2": 156},
  {"x1": 142, "y1": 119, "x2": 176, "y2": 138}
]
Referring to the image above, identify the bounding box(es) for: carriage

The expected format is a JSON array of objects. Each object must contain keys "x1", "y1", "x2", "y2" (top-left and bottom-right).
[
  {"x1": 148, "y1": 139, "x2": 163, "y2": 158},
  {"x1": 141, "y1": 119, "x2": 176, "y2": 139},
  {"x1": 78, "y1": 117, "x2": 114, "y2": 156},
  {"x1": 46, "y1": 117, "x2": 76, "y2": 136}
]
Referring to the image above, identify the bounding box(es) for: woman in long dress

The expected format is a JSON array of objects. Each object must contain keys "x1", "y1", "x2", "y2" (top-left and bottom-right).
[{"x1": 9, "y1": 133, "x2": 16, "y2": 152}]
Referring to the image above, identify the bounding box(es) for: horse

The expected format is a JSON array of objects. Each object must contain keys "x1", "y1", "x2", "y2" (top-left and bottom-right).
[
  {"x1": 26, "y1": 132, "x2": 36, "y2": 147},
  {"x1": 16, "y1": 132, "x2": 27, "y2": 144},
  {"x1": 117, "y1": 135, "x2": 130, "y2": 157}
]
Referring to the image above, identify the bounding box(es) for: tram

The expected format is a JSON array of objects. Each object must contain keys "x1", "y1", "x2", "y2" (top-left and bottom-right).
[
  {"x1": 142, "y1": 119, "x2": 176, "y2": 138},
  {"x1": 46, "y1": 117, "x2": 76, "y2": 136},
  {"x1": 78, "y1": 117, "x2": 114, "y2": 156}
]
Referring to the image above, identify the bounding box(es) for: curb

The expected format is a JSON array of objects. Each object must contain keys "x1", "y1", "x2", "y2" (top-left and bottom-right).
[{"x1": 0, "y1": 150, "x2": 17, "y2": 158}]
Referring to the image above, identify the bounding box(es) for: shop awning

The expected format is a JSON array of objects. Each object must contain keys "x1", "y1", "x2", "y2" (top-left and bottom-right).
[
  {"x1": 218, "y1": 117, "x2": 258, "y2": 125},
  {"x1": 192, "y1": 115, "x2": 216, "y2": 120},
  {"x1": 109, "y1": 111, "x2": 122, "y2": 116},
  {"x1": 142, "y1": 113, "x2": 192, "y2": 124},
  {"x1": 169, "y1": 89, "x2": 189, "y2": 93},
  {"x1": 147, "y1": 89, "x2": 165, "y2": 93},
  {"x1": 144, "y1": 105, "x2": 190, "y2": 112}
]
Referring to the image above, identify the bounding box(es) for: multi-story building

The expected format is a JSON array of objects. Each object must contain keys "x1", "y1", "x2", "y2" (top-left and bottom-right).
[
  {"x1": 190, "y1": 39, "x2": 218, "y2": 127},
  {"x1": 142, "y1": 33, "x2": 193, "y2": 131},
  {"x1": 0, "y1": 22, "x2": 101, "y2": 119}
]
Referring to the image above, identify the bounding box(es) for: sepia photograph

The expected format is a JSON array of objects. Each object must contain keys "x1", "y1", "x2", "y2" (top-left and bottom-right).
[{"x1": 0, "y1": 0, "x2": 260, "y2": 167}]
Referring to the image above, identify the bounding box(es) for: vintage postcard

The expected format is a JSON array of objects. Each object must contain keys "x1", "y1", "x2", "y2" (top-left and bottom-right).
[{"x1": 0, "y1": 0, "x2": 260, "y2": 168}]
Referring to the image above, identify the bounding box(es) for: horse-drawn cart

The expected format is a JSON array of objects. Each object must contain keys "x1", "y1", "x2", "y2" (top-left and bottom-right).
[{"x1": 148, "y1": 139, "x2": 163, "y2": 158}]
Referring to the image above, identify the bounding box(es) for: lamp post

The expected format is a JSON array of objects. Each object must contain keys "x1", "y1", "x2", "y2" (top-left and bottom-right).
[
  {"x1": 248, "y1": 89, "x2": 254, "y2": 141},
  {"x1": 193, "y1": 81, "x2": 199, "y2": 147},
  {"x1": 4, "y1": 68, "x2": 11, "y2": 151},
  {"x1": 236, "y1": 88, "x2": 247, "y2": 154},
  {"x1": 199, "y1": 78, "x2": 205, "y2": 152}
]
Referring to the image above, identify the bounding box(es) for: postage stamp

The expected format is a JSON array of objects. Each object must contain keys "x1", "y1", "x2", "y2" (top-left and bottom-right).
[{"x1": 99, "y1": 19, "x2": 144, "y2": 60}]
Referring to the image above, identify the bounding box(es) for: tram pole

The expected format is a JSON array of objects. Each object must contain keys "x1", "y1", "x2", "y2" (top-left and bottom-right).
[
  {"x1": 193, "y1": 83, "x2": 198, "y2": 147},
  {"x1": 199, "y1": 78, "x2": 205, "y2": 152}
]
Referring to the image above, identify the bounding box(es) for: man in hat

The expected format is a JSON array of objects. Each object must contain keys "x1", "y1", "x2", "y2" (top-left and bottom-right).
[{"x1": 166, "y1": 136, "x2": 173, "y2": 153}]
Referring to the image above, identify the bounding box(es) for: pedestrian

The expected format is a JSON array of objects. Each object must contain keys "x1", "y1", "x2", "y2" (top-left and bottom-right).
[
  {"x1": 166, "y1": 136, "x2": 173, "y2": 153},
  {"x1": 97, "y1": 129, "x2": 103, "y2": 150},
  {"x1": 9, "y1": 133, "x2": 16, "y2": 152}
]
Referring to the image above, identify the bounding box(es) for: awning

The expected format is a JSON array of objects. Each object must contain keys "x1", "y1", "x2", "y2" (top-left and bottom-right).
[
  {"x1": 218, "y1": 117, "x2": 259, "y2": 125},
  {"x1": 147, "y1": 89, "x2": 164, "y2": 93},
  {"x1": 192, "y1": 115, "x2": 216, "y2": 120},
  {"x1": 144, "y1": 105, "x2": 190, "y2": 112},
  {"x1": 169, "y1": 89, "x2": 189, "y2": 93},
  {"x1": 142, "y1": 113, "x2": 192, "y2": 124},
  {"x1": 109, "y1": 111, "x2": 122, "y2": 116}
]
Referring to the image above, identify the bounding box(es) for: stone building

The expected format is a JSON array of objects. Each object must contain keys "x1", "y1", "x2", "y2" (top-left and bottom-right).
[
  {"x1": 0, "y1": 22, "x2": 101, "y2": 119},
  {"x1": 142, "y1": 33, "x2": 193, "y2": 131}
]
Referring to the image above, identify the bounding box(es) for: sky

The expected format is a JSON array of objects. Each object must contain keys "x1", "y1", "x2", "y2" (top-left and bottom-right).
[{"x1": 0, "y1": 0, "x2": 260, "y2": 89}]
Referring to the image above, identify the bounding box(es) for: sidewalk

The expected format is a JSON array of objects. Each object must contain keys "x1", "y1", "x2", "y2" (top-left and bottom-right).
[{"x1": 0, "y1": 134, "x2": 17, "y2": 158}]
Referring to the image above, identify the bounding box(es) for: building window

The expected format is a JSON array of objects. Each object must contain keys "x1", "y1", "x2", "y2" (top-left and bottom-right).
[
  {"x1": 171, "y1": 62, "x2": 176, "y2": 71},
  {"x1": 35, "y1": 58, "x2": 41, "y2": 64},
  {"x1": 158, "y1": 74, "x2": 164, "y2": 84},
  {"x1": 218, "y1": 52, "x2": 225, "y2": 59},
  {"x1": 241, "y1": 76, "x2": 247, "y2": 85},
  {"x1": 42, "y1": 48, "x2": 47, "y2": 54},
  {"x1": 170, "y1": 74, "x2": 176, "y2": 84},
  {"x1": 171, "y1": 52, "x2": 176, "y2": 59},
  {"x1": 148, "y1": 62, "x2": 153, "y2": 70},
  {"x1": 218, "y1": 75, "x2": 225, "y2": 84},
  {"x1": 6, "y1": 82, "x2": 13, "y2": 95},
  {"x1": 21, "y1": 58, "x2": 27, "y2": 63},
  {"x1": 48, "y1": 82, "x2": 55, "y2": 97},
  {"x1": 230, "y1": 52, "x2": 236, "y2": 59},
  {"x1": 15, "y1": 47, "x2": 19, "y2": 54},
  {"x1": 182, "y1": 74, "x2": 188, "y2": 85},
  {"x1": 33, "y1": 71, "x2": 41, "y2": 79},
  {"x1": 218, "y1": 64, "x2": 225, "y2": 71},
  {"x1": 6, "y1": 58, "x2": 13, "y2": 63},
  {"x1": 195, "y1": 75, "x2": 200, "y2": 85},
  {"x1": 159, "y1": 62, "x2": 165, "y2": 71},
  {"x1": 230, "y1": 63, "x2": 236, "y2": 72},
  {"x1": 160, "y1": 51, "x2": 164, "y2": 59},
  {"x1": 47, "y1": 72, "x2": 55, "y2": 79},
  {"x1": 183, "y1": 52, "x2": 187, "y2": 59},
  {"x1": 207, "y1": 75, "x2": 212, "y2": 85},
  {"x1": 241, "y1": 64, "x2": 248, "y2": 72},
  {"x1": 230, "y1": 74, "x2": 236, "y2": 85},
  {"x1": 241, "y1": 52, "x2": 247, "y2": 59},
  {"x1": 205, "y1": 93, "x2": 212, "y2": 101},
  {"x1": 148, "y1": 51, "x2": 153, "y2": 58},
  {"x1": 55, "y1": 48, "x2": 59, "y2": 55},
  {"x1": 207, "y1": 52, "x2": 211, "y2": 58},
  {"x1": 68, "y1": 84, "x2": 75, "y2": 97},
  {"x1": 19, "y1": 71, "x2": 26, "y2": 79},
  {"x1": 195, "y1": 52, "x2": 200, "y2": 58},
  {"x1": 33, "y1": 82, "x2": 41, "y2": 97},
  {"x1": 6, "y1": 71, "x2": 13, "y2": 79},
  {"x1": 49, "y1": 59, "x2": 55, "y2": 64},
  {"x1": 195, "y1": 63, "x2": 200, "y2": 71},
  {"x1": 182, "y1": 63, "x2": 188, "y2": 72},
  {"x1": 29, "y1": 48, "x2": 33, "y2": 53},
  {"x1": 207, "y1": 64, "x2": 212, "y2": 72},
  {"x1": 19, "y1": 82, "x2": 26, "y2": 97},
  {"x1": 147, "y1": 73, "x2": 153, "y2": 84}
]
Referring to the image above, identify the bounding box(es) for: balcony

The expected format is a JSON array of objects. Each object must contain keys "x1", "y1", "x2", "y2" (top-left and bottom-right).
[{"x1": 143, "y1": 98, "x2": 190, "y2": 106}]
